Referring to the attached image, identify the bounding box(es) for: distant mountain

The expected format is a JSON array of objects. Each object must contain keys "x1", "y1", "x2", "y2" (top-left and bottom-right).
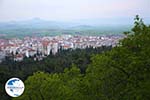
[
  {"x1": 0, "y1": 17, "x2": 149, "y2": 30},
  {"x1": 0, "y1": 18, "x2": 133, "y2": 38},
  {"x1": 0, "y1": 17, "x2": 149, "y2": 38},
  {"x1": 0, "y1": 18, "x2": 137, "y2": 37},
  {"x1": 0, "y1": 18, "x2": 80, "y2": 30},
  {"x1": 0, "y1": 17, "x2": 136, "y2": 30},
  {"x1": 70, "y1": 25, "x2": 96, "y2": 30}
]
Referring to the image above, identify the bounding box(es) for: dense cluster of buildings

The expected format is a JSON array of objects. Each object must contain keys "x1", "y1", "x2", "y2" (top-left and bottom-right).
[{"x1": 0, "y1": 35, "x2": 124, "y2": 62}]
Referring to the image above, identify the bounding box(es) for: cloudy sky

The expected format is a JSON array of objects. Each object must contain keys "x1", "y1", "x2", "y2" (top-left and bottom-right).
[{"x1": 0, "y1": 0, "x2": 150, "y2": 22}]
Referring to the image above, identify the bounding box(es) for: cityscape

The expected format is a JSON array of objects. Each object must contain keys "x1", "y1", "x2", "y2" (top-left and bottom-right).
[{"x1": 0, "y1": 35, "x2": 123, "y2": 62}]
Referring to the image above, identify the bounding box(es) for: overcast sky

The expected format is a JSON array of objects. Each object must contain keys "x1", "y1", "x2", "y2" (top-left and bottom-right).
[{"x1": 0, "y1": 0, "x2": 150, "y2": 22}]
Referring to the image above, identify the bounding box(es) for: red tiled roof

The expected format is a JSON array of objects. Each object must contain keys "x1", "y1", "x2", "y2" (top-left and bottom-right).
[
  {"x1": 15, "y1": 54, "x2": 24, "y2": 58},
  {"x1": 42, "y1": 41, "x2": 50, "y2": 47}
]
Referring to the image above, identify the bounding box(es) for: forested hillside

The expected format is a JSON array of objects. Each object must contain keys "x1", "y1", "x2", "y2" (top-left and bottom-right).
[
  {"x1": 0, "y1": 46, "x2": 111, "y2": 100},
  {"x1": 13, "y1": 16, "x2": 150, "y2": 100}
]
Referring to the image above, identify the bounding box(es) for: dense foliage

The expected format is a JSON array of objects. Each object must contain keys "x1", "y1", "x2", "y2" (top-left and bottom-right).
[
  {"x1": 0, "y1": 46, "x2": 111, "y2": 100},
  {"x1": 12, "y1": 16, "x2": 150, "y2": 100}
]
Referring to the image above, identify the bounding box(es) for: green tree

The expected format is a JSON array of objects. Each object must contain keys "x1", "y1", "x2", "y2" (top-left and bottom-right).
[{"x1": 85, "y1": 16, "x2": 150, "y2": 100}]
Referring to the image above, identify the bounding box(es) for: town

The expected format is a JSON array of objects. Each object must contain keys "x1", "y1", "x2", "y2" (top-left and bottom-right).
[{"x1": 0, "y1": 35, "x2": 124, "y2": 62}]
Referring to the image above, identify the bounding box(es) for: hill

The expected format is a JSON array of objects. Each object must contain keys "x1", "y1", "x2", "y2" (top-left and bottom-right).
[{"x1": 0, "y1": 18, "x2": 131, "y2": 38}]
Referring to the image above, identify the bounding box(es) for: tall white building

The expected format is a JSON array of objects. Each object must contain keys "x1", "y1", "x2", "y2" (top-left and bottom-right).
[{"x1": 52, "y1": 43, "x2": 58, "y2": 55}]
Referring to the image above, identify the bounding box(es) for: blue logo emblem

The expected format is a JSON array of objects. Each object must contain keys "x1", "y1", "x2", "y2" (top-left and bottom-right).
[{"x1": 5, "y1": 78, "x2": 25, "y2": 97}]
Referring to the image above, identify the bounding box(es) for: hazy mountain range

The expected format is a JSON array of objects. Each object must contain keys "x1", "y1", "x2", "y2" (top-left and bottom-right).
[
  {"x1": 0, "y1": 18, "x2": 134, "y2": 30},
  {"x1": 0, "y1": 18, "x2": 139, "y2": 38}
]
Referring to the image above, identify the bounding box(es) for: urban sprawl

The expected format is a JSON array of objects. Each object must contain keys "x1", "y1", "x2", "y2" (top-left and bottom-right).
[{"x1": 0, "y1": 35, "x2": 124, "y2": 62}]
